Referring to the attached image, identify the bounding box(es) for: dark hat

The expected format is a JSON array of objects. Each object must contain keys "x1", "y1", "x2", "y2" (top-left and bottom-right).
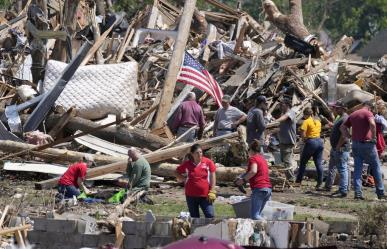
[
  {"x1": 221, "y1": 94, "x2": 231, "y2": 103},
  {"x1": 256, "y1": 95, "x2": 267, "y2": 104}
]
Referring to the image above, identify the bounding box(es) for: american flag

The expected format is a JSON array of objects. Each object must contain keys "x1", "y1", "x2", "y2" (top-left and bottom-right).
[{"x1": 177, "y1": 52, "x2": 223, "y2": 107}]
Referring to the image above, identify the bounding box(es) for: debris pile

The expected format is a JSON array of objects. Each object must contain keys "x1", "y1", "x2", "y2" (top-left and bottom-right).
[{"x1": 0, "y1": 0, "x2": 386, "y2": 247}]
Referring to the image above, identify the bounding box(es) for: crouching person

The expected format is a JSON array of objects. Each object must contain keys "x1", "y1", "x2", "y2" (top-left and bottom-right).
[
  {"x1": 58, "y1": 155, "x2": 95, "y2": 198},
  {"x1": 117, "y1": 148, "x2": 151, "y2": 191},
  {"x1": 176, "y1": 144, "x2": 217, "y2": 218},
  {"x1": 236, "y1": 140, "x2": 272, "y2": 220}
]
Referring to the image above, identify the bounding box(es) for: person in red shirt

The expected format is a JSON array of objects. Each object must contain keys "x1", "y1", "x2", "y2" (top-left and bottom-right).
[
  {"x1": 341, "y1": 101, "x2": 385, "y2": 200},
  {"x1": 176, "y1": 144, "x2": 216, "y2": 218},
  {"x1": 236, "y1": 139, "x2": 272, "y2": 220},
  {"x1": 58, "y1": 155, "x2": 94, "y2": 198}
]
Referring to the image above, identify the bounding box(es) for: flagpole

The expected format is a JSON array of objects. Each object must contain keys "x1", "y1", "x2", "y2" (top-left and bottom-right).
[{"x1": 153, "y1": 0, "x2": 197, "y2": 129}]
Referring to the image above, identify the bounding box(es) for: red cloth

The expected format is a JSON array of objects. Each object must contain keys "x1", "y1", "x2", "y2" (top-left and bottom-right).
[
  {"x1": 343, "y1": 107, "x2": 374, "y2": 142},
  {"x1": 172, "y1": 100, "x2": 205, "y2": 131},
  {"x1": 176, "y1": 157, "x2": 216, "y2": 197},
  {"x1": 247, "y1": 154, "x2": 272, "y2": 189},
  {"x1": 376, "y1": 123, "x2": 385, "y2": 157},
  {"x1": 58, "y1": 162, "x2": 88, "y2": 187}
]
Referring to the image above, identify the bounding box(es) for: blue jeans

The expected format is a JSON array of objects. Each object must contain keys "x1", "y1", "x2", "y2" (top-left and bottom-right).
[
  {"x1": 251, "y1": 188, "x2": 272, "y2": 220},
  {"x1": 325, "y1": 148, "x2": 349, "y2": 193},
  {"x1": 58, "y1": 185, "x2": 81, "y2": 198},
  {"x1": 297, "y1": 138, "x2": 324, "y2": 185},
  {"x1": 177, "y1": 127, "x2": 197, "y2": 142},
  {"x1": 186, "y1": 196, "x2": 214, "y2": 218},
  {"x1": 352, "y1": 141, "x2": 385, "y2": 197}
]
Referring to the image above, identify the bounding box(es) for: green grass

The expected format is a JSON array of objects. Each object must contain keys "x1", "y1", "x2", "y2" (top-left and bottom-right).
[{"x1": 137, "y1": 199, "x2": 236, "y2": 218}]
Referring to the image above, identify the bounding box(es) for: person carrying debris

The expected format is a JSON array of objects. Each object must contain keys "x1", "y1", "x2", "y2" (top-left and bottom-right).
[
  {"x1": 324, "y1": 101, "x2": 350, "y2": 197},
  {"x1": 175, "y1": 144, "x2": 216, "y2": 218},
  {"x1": 235, "y1": 140, "x2": 272, "y2": 220},
  {"x1": 246, "y1": 95, "x2": 268, "y2": 149},
  {"x1": 57, "y1": 155, "x2": 94, "y2": 198},
  {"x1": 213, "y1": 94, "x2": 247, "y2": 137},
  {"x1": 172, "y1": 92, "x2": 206, "y2": 142},
  {"x1": 296, "y1": 107, "x2": 324, "y2": 190},
  {"x1": 341, "y1": 100, "x2": 385, "y2": 200},
  {"x1": 275, "y1": 98, "x2": 297, "y2": 181},
  {"x1": 117, "y1": 148, "x2": 151, "y2": 191}
]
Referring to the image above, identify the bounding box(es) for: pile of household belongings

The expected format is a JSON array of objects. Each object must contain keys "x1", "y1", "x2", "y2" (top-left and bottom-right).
[{"x1": 0, "y1": 0, "x2": 386, "y2": 190}]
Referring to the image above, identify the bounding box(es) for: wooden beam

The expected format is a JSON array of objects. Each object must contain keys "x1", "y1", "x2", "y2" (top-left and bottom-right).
[
  {"x1": 35, "y1": 132, "x2": 239, "y2": 189},
  {"x1": 0, "y1": 224, "x2": 32, "y2": 236},
  {"x1": 0, "y1": 104, "x2": 160, "y2": 161},
  {"x1": 48, "y1": 107, "x2": 77, "y2": 139},
  {"x1": 153, "y1": 0, "x2": 197, "y2": 129},
  {"x1": 80, "y1": 20, "x2": 117, "y2": 66},
  {"x1": 0, "y1": 205, "x2": 9, "y2": 228},
  {"x1": 204, "y1": 0, "x2": 239, "y2": 15}
]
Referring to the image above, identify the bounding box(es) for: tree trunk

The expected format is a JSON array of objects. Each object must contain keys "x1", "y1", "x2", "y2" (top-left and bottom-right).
[
  {"x1": 51, "y1": 0, "x2": 80, "y2": 62},
  {"x1": 262, "y1": 0, "x2": 310, "y2": 40},
  {"x1": 35, "y1": 132, "x2": 240, "y2": 189},
  {"x1": 95, "y1": 0, "x2": 105, "y2": 16},
  {"x1": 29, "y1": 0, "x2": 48, "y2": 84},
  {"x1": 45, "y1": 114, "x2": 170, "y2": 150},
  {"x1": 152, "y1": 163, "x2": 245, "y2": 182}
]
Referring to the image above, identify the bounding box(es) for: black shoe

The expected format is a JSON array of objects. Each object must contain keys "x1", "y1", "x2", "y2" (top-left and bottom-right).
[
  {"x1": 324, "y1": 187, "x2": 332, "y2": 192},
  {"x1": 377, "y1": 194, "x2": 386, "y2": 200},
  {"x1": 332, "y1": 191, "x2": 347, "y2": 198},
  {"x1": 354, "y1": 195, "x2": 365, "y2": 200},
  {"x1": 315, "y1": 184, "x2": 324, "y2": 191}
]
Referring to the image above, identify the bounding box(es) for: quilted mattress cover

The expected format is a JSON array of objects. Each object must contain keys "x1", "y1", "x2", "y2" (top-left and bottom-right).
[{"x1": 42, "y1": 60, "x2": 138, "y2": 119}]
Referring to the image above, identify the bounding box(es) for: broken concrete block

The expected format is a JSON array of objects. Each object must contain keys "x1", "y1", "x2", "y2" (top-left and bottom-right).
[
  {"x1": 152, "y1": 222, "x2": 172, "y2": 236},
  {"x1": 122, "y1": 221, "x2": 152, "y2": 235},
  {"x1": 123, "y1": 234, "x2": 146, "y2": 249},
  {"x1": 45, "y1": 219, "x2": 78, "y2": 233},
  {"x1": 97, "y1": 233, "x2": 116, "y2": 246},
  {"x1": 82, "y1": 234, "x2": 99, "y2": 247},
  {"x1": 147, "y1": 236, "x2": 174, "y2": 247}
]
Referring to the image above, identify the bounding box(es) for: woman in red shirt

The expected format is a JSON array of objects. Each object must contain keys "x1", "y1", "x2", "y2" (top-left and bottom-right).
[
  {"x1": 236, "y1": 140, "x2": 272, "y2": 220},
  {"x1": 176, "y1": 144, "x2": 217, "y2": 218}
]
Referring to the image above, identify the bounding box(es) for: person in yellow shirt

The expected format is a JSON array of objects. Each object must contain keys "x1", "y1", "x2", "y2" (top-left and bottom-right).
[{"x1": 296, "y1": 107, "x2": 324, "y2": 190}]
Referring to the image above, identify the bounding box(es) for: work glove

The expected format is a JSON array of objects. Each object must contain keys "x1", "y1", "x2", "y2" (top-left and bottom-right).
[{"x1": 207, "y1": 190, "x2": 217, "y2": 204}]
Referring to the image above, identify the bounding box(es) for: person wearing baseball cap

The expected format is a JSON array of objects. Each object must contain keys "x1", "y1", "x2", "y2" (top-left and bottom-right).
[
  {"x1": 275, "y1": 97, "x2": 297, "y2": 182},
  {"x1": 324, "y1": 101, "x2": 350, "y2": 197},
  {"x1": 213, "y1": 95, "x2": 247, "y2": 137},
  {"x1": 246, "y1": 95, "x2": 268, "y2": 148}
]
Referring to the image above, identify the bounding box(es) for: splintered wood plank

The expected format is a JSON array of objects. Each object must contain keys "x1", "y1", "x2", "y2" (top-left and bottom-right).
[
  {"x1": 48, "y1": 107, "x2": 77, "y2": 139},
  {"x1": 74, "y1": 132, "x2": 129, "y2": 157}
]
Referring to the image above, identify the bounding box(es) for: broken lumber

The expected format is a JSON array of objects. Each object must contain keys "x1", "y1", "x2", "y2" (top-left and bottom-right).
[
  {"x1": 45, "y1": 114, "x2": 170, "y2": 150},
  {"x1": 35, "y1": 132, "x2": 239, "y2": 189},
  {"x1": 0, "y1": 224, "x2": 32, "y2": 236},
  {"x1": 0, "y1": 140, "x2": 125, "y2": 164},
  {"x1": 153, "y1": 0, "x2": 197, "y2": 128}
]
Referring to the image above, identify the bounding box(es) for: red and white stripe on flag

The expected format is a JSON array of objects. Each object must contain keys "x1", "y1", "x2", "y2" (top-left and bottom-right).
[{"x1": 177, "y1": 52, "x2": 223, "y2": 107}]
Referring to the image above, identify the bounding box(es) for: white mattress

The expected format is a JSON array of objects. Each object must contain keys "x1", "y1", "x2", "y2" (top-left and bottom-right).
[{"x1": 42, "y1": 60, "x2": 138, "y2": 119}]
